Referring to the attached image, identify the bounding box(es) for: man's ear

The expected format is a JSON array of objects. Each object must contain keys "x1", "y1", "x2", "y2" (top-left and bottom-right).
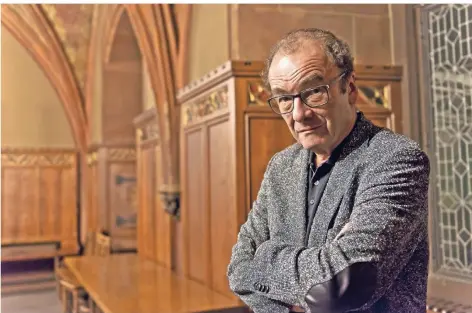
[{"x1": 348, "y1": 73, "x2": 357, "y2": 105}]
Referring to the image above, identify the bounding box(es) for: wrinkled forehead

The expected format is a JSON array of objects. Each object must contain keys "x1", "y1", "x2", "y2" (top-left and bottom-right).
[{"x1": 267, "y1": 41, "x2": 333, "y2": 89}]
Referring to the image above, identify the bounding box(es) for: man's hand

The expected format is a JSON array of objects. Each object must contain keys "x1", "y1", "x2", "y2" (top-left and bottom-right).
[
  {"x1": 335, "y1": 221, "x2": 352, "y2": 240},
  {"x1": 290, "y1": 306, "x2": 305, "y2": 312}
]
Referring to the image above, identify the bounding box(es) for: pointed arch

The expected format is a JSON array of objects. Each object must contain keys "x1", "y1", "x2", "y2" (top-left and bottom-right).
[
  {"x1": 124, "y1": 5, "x2": 191, "y2": 195},
  {"x1": 1, "y1": 4, "x2": 88, "y2": 152},
  {"x1": 103, "y1": 5, "x2": 127, "y2": 64}
]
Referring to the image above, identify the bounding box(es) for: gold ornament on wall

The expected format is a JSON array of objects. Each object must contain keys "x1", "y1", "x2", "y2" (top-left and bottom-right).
[{"x1": 181, "y1": 85, "x2": 229, "y2": 126}]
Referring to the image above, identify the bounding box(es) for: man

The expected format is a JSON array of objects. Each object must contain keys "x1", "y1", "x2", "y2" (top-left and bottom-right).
[{"x1": 227, "y1": 28, "x2": 430, "y2": 313}]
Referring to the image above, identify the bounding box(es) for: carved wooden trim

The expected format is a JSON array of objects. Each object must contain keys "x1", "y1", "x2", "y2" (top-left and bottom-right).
[
  {"x1": 177, "y1": 60, "x2": 266, "y2": 104},
  {"x1": 133, "y1": 107, "x2": 159, "y2": 144},
  {"x1": 108, "y1": 148, "x2": 136, "y2": 162},
  {"x1": 87, "y1": 152, "x2": 98, "y2": 166},
  {"x1": 1, "y1": 147, "x2": 77, "y2": 154},
  {"x1": 1, "y1": 5, "x2": 88, "y2": 152},
  {"x1": 177, "y1": 61, "x2": 235, "y2": 103},
  {"x1": 132, "y1": 106, "x2": 157, "y2": 127},
  {"x1": 181, "y1": 84, "x2": 229, "y2": 126},
  {"x1": 1, "y1": 148, "x2": 77, "y2": 167}
]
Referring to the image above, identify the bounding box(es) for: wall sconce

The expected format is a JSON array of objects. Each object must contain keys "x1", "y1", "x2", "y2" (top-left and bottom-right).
[{"x1": 158, "y1": 185, "x2": 180, "y2": 220}]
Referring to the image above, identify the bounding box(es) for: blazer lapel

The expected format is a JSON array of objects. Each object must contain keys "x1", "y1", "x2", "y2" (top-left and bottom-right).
[
  {"x1": 307, "y1": 145, "x2": 363, "y2": 248},
  {"x1": 288, "y1": 147, "x2": 311, "y2": 245},
  {"x1": 307, "y1": 112, "x2": 376, "y2": 248}
]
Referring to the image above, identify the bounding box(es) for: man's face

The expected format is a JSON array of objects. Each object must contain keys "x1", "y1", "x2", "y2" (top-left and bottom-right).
[{"x1": 268, "y1": 41, "x2": 358, "y2": 153}]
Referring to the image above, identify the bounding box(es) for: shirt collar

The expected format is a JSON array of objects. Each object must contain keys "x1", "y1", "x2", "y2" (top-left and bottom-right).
[{"x1": 310, "y1": 111, "x2": 362, "y2": 167}]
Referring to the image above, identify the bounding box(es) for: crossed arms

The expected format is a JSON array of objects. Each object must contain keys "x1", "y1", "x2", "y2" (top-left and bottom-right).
[{"x1": 227, "y1": 146, "x2": 430, "y2": 313}]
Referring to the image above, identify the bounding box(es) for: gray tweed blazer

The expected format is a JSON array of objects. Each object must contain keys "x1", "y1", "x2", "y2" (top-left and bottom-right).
[{"x1": 227, "y1": 113, "x2": 430, "y2": 313}]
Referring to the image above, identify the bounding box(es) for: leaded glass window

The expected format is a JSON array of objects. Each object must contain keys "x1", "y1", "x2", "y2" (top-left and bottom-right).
[{"x1": 425, "y1": 4, "x2": 472, "y2": 281}]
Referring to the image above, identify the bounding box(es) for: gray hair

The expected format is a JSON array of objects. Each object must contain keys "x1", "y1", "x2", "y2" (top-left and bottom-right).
[{"x1": 261, "y1": 28, "x2": 354, "y2": 93}]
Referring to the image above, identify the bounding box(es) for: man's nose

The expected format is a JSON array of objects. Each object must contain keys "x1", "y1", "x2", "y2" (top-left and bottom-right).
[{"x1": 292, "y1": 97, "x2": 308, "y2": 122}]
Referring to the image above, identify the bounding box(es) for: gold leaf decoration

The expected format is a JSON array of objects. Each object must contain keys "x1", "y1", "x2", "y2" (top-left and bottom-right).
[
  {"x1": 181, "y1": 85, "x2": 229, "y2": 126},
  {"x1": 108, "y1": 148, "x2": 136, "y2": 162},
  {"x1": 2, "y1": 153, "x2": 75, "y2": 167},
  {"x1": 358, "y1": 85, "x2": 389, "y2": 108},
  {"x1": 248, "y1": 82, "x2": 271, "y2": 107}
]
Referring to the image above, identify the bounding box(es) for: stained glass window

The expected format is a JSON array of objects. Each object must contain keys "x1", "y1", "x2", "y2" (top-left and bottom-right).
[{"x1": 426, "y1": 4, "x2": 472, "y2": 280}]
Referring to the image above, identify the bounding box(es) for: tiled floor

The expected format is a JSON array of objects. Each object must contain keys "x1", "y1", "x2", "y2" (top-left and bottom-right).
[{"x1": 1, "y1": 288, "x2": 62, "y2": 313}]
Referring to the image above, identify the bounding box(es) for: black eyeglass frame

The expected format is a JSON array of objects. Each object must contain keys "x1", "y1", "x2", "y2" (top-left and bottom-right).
[{"x1": 267, "y1": 71, "x2": 347, "y2": 115}]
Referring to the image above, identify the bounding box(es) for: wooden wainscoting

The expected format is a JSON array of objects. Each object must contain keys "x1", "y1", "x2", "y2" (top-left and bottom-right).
[
  {"x1": 1, "y1": 147, "x2": 79, "y2": 257},
  {"x1": 134, "y1": 107, "x2": 174, "y2": 268},
  {"x1": 87, "y1": 143, "x2": 137, "y2": 252}
]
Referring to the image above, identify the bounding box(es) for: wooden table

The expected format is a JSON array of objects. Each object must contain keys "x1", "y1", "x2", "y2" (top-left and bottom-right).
[{"x1": 64, "y1": 254, "x2": 245, "y2": 313}]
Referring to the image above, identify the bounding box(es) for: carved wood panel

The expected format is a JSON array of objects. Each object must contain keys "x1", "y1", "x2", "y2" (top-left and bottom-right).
[
  {"x1": 1, "y1": 148, "x2": 79, "y2": 256},
  {"x1": 134, "y1": 107, "x2": 173, "y2": 267}
]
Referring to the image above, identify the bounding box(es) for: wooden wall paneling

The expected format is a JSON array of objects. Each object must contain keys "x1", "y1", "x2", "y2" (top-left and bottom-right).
[
  {"x1": 143, "y1": 145, "x2": 156, "y2": 260},
  {"x1": 207, "y1": 114, "x2": 236, "y2": 296},
  {"x1": 98, "y1": 148, "x2": 109, "y2": 233},
  {"x1": 1, "y1": 148, "x2": 79, "y2": 258},
  {"x1": 154, "y1": 143, "x2": 173, "y2": 268},
  {"x1": 183, "y1": 125, "x2": 211, "y2": 285},
  {"x1": 179, "y1": 74, "x2": 236, "y2": 296},
  {"x1": 86, "y1": 150, "x2": 99, "y2": 235},
  {"x1": 136, "y1": 128, "x2": 144, "y2": 257},
  {"x1": 134, "y1": 107, "x2": 174, "y2": 266}
]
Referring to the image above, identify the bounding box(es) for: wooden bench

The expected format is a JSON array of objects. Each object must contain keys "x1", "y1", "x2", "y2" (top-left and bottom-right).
[
  {"x1": 57, "y1": 231, "x2": 112, "y2": 313},
  {"x1": 63, "y1": 254, "x2": 246, "y2": 313},
  {"x1": 1, "y1": 240, "x2": 61, "y2": 294}
]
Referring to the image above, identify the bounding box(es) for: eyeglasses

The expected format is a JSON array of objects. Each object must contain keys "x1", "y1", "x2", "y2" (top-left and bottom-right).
[{"x1": 267, "y1": 72, "x2": 346, "y2": 115}]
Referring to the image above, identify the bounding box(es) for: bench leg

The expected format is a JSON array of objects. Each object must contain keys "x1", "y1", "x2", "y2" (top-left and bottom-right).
[
  {"x1": 61, "y1": 288, "x2": 68, "y2": 313},
  {"x1": 72, "y1": 289, "x2": 79, "y2": 313},
  {"x1": 57, "y1": 281, "x2": 63, "y2": 301}
]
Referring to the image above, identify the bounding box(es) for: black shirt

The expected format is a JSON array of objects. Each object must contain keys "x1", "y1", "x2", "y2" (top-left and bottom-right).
[
  {"x1": 304, "y1": 119, "x2": 358, "y2": 243},
  {"x1": 305, "y1": 146, "x2": 343, "y2": 238}
]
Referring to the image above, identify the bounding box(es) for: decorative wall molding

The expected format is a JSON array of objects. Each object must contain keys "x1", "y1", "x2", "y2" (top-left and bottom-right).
[
  {"x1": 108, "y1": 148, "x2": 136, "y2": 162},
  {"x1": 86, "y1": 152, "x2": 98, "y2": 166},
  {"x1": 133, "y1": 107, "x2": 159, "y2": 142},
  {"x1": 2, "y1": 153, "x2": 76, "y2": 167},
  {"x1": 143, "y1": 123, "x2": 159, "y2": 141},
  {"x1": 181, "y1": 85, "x2": 229, "y2": 126},
  {"x1": 177, "y1": 61, "x2": 235, "y2": 103},
  {"x1": 1, "y1": 147, "x2": 77, "y2": 167}
]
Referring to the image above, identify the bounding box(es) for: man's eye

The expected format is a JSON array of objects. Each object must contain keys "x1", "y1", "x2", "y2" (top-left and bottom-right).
[{"x1": 278, "y1": 96, "x2": 292, "y2": 103}]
